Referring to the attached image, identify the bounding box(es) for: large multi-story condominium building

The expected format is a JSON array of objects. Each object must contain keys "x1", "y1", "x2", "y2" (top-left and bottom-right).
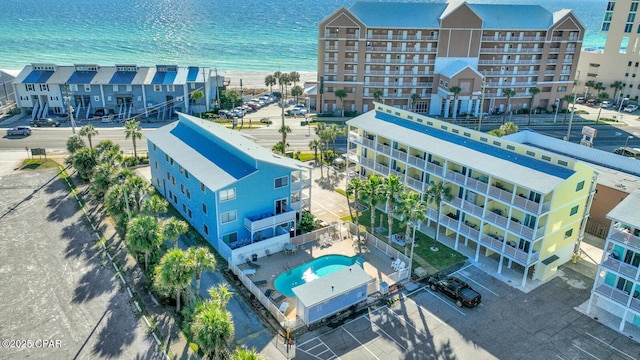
[
  {"x1": 587, "y1": 190, "x2": 640, "y2": 337},
  {"x1": 577, "y1": 0, "x2": 640, "y2": 102},
  {"x1": 317, "y1": 1, "x2": 584, "y2": 117},
  {"x1": 347, "y1": 103, "x2": 598, "y2": 286},
  {"x1": 146, "y1": 113, "x2": 312, "y2": 263},
  {"x1": 12, "y1": 63, "x2": 221, "y2": 122}
]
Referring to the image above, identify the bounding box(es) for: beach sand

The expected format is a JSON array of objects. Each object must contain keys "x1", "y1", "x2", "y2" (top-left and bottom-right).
[{"x1": 222, "y1": 70, "x2": 317, "y2": 90}]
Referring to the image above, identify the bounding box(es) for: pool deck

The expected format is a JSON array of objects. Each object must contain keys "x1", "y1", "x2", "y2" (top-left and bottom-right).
[{"x1": 239, "y1": 236, "x2": 398, "y2": 320}]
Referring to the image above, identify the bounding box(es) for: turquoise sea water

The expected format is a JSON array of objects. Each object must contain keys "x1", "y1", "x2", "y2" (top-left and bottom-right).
[
  {"x1": 0, "y1": 0, "x2": 607, "y2": 72},
  {"x1": 274, "y1": 255, "x2": 365, "y2": 297}
]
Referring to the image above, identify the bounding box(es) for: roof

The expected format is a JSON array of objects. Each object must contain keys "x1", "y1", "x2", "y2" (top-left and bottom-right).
[
  {"x1": 348, "y1": 110, "x2": 574, "y2": 193},
  {"x1": 292, "y1": 265, "x2": 373, "y2": 307},
  {"x1": 349, "y1": 2, "x2": 447, "y2": 28},
  {"x1": 146, "y1": 113, "x2": 309, "y2": 191},
  {"x1": 440, "y1": 60, "x2": 475, "y2": 79},
  {"x1": 466, "y1": 4, "x2": 554, "y2": 30},
  {"x1": 607, "y1": 190, "x2": 640, "y2": 226}
]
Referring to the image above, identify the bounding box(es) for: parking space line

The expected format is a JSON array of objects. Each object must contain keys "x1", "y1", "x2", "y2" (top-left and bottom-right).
[
  {"x1": 297, "y1": 337, "x2": 340, "y2": 360},
  {"x1": 296, "y1": 347, "x2": 325, "y2": 360},
  {"x1": 572, "y1": 343, "x2": 601, "y2": 360},
  {"x1": 555, "y1": 354, "x2": 569, "y2": 360},
  {"x1": 585, "y1": 332, "x2": 635, "y2": 360},
  {"x1": 423, "y1": 288, "x2": 466, "y2": 315},
  {"x1": 454, "y1": 273, "x2": 500, "y2": 297},
  {"x1": 342, "y1": 326, "x2": 380, "y2": 360},
  {"x1": 364, "y1": 313, "x2": 407, "y2": 351},
  {"x1": 379, "y1": 305, "x2": 424, "y2": 332}
]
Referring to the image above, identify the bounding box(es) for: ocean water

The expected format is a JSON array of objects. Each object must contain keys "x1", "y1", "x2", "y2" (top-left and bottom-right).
[{"x1": 0, "y1": 0, "x2": 607, "y2": 72}]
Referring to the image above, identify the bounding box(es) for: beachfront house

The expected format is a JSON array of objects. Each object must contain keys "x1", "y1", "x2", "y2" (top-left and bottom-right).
[
  {"x1": 586, "y1": 190, "x2": 640, "y2": 338},
  {"x1": 146, "y1": 113, "x2": 312, "y2": 263},
  {"x1": 346, "y1": 103, "x2": 598, "y2": 288},
  {"x1": 12, "y1": 63, "x2": 219, "y2": 122}
]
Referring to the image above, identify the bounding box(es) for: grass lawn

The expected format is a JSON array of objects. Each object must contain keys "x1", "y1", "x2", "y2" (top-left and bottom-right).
[
  {"x1": 21, "y1": 158, "x2": 61, "y2": 170},
  {"x1": 353, "y1": 208, "x2": 466, "y2": 271}
]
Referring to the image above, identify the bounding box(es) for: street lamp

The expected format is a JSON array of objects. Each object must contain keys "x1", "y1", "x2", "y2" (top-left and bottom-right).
[
  {"x1": 625, "y1": 135, "x2": 633, "y2": 148},
  {"x1": 553, "y1": 98, "x2": 560, "y2": 123},
  {"x1": 408, "y1": 220, "x2": 420, "y2": 279},
  {"x1": 618, "y1": 97, "x2": 629, "y2": 114}
]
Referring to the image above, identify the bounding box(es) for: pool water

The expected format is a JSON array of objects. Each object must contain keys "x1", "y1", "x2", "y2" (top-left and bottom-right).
[{"x1": 274, "y1": 255, "x2": 366, "y2": 297}]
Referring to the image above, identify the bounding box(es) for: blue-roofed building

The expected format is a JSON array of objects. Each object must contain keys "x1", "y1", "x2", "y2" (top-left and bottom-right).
[
  {"x1": 317, "y1": 1, "x2": 584, "y2": 117},
  {"x1": 347, "y1": 103, "x2": 598, "y2": 286},
  {"x1": 12, "y1": 63, "x2": 221, "y2": 122},
  {"x1": 146, "y1": 113, "x2": 312, "y2": 264}
]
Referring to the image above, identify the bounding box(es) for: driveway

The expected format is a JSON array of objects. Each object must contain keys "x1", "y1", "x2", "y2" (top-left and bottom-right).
[{"x1": 0, "y1": 168, "x2": 158, "y2": 359}]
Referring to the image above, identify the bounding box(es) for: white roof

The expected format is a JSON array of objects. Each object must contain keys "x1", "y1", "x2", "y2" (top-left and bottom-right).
[
  {"x1": 292, "y1": 265, "x2": 372, "y2": 307},
  {"x1": 607, "y1": 190, "x2": 640, "y2": 226}
]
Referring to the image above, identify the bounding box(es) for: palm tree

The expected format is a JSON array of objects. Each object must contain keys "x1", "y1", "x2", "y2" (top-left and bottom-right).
[
  {"x1": 79, "y1": 124, "x2": 99, "y2": 149},
  {"x1": 527, "y1": 87, "x2": 540, "y2": 125},
  {"x1": 190, "y1": 90, "x2": 204, "y2": 117},
  {"x1": 191, "y1": 301, "x2": 234, "y2": 359},
  {"x1": 164, "y1": 218, "x2": 189, "y2": 249},
  {"x1": 90, "y1": 163, "x2": 117, "y2": 199},
  {"x1": 290, "y1": 85, "x2": 303, "y2": 102},
  {"x1": 610, "y1": 80, "x2": 624, "y2": 104},
  {"x1": 232, "y1": 346, "x2": 266, "y2": 360},
  {"x1": 398, "y1": 191, "x2": 427, "y2": 255},
  {"x1": 585, "y1": 80, "x2": 596, "y2": 98},
  {"x1": 499, "y1": 121, "x2": 519, "y2": 135},
  {"x1": 104, "y1": 183, "x2": 131, "y2": 219},
  {"x1": 562, "y1": 94, "x2": 575, "y2": 124},
  {"x1": 346, "y1": 178, "x2": 366, "y2": 251},
  {"x1": 425, "y1": 181, "x2": 453, "y2": 244},
  {"x1": 187, "y1": 247, "x2": 217, "y2": 298},
  {"x1": 95, "y1": 140, "x2": 120, "y2": 157},
  {"x1": 264, "y1": 74, "x2": 276, "y2": 94},
  {"x1": 124, "y1": 175, "x2": 151, "y2": 213},
  {"x1": 67, "y1": 147, "x2": 98, "y2": 180},
  {"x1": 361, "y1": 175, "x2": 384, "y2": 234},
  {"x1": 503, "y1": 88, "x2": 516, "y2": 123},
  {"x1": 595, "y1": 91, "x2": 610, "y2": 123},
  {"x1": 142, "y1": 195, "x2": 168, "y2": 220},
  {"x1": 209, "y1": 283, "x2": 234, "y2": 308},
  {"x1": 335, "y1": 89, "x2": 347, "y2": 117},
  {"x1": 272, "y1": 141, "x2": 288, "y2": 155},
  {"x1": 382, "y1": 175, "x2": 405, "y2": 240},
  {"x1": 288, "y1": 71, "x2": 300, "y2": 86},
  {"x1": 309, "y1": 139, "x2": 322, "y2": 167},
  {"x1": 278, "y1": 125, "x2": 292, "y2": 154},
  {"x1": 410, "y1": 93, "x2": 421, "y2": 111},
  {"x1": 450, "y1": 86, "x2": 462, "y2": 121},
  {"x1": 124, "y1": 119, "x2": 142, "y2": 160},
  {"x1": 125, "y1": 215, "x2": 163, "y2": 270},
  {"x1": 153, "y1": 249, "x2": 194, "y2": 312},
  {"x1": 66, "y1": 135, "x2": 86, "y2": 154},
  {"x1": 373, "y1": 90, "x2": 383, "y2": 104}
]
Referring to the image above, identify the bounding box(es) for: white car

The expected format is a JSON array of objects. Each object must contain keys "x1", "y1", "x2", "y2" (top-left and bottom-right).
[
  {"x1": 291, "y1": 107, "x2": 308, "y2": 116},
  {"x1": 624, "y1": 105, "x2": 638, "y2": 112}
]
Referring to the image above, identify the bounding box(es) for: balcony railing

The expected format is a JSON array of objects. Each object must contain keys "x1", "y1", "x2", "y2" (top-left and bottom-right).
[
  {"x1": 480, "y1": 234, "x2": 504, "y2": 252},
  {"x1": 503, "y1": 244, "x2": 537, "y2": 264},
  {"x1": 462, "y1": 200, "x2": 484, "y2": 217},
  {"x1": 390, "y1": 168, "x2": 404, "y2": 178},
  {"x1": 408, "y1": 155, "x2": 426, "y2": 169},
  {"x1": 407, "y1": 176, "x2": 423, "y2": 191},
  {"x1": 376, "y1": 143, "x2": 392, "y2": 155},
  {"x1": 602, "y1": 257, "x2": 639, "y2": 280},
  {"x1": 595, "y1": 283, "x2": 633, "y2": 307},
  {"x1": 609, "y1": 227, "x2": 640, "y2": 250},
  {"x1": 391, "y1": 148, "x2": 408, "y2": 162},
  {"x1": 466, "y1": 177, "x2": 488, "y2": 194},
  {"x1": 362, "y1": 137, "x2": 375, "y2": 149},
  {"x1": 440, "y1": 214, "x2": 460, "y2": 230},
  {"x1": 360, "y1": 156, "x2": 375, "y2": 169},
  {"x1": 480, "y1": 48, "x2": 543, "y2": 54},
  {"x1": 507, "y1": 219, "x2": 534, "y2": 239},
  {"x1": 478, "y1": 59, "x2": 541, "y2": 65},
  {"x1": 481, "y1": 36, "x2": 544, "y2": 42},
  {"x1": 244, "y1": 210, "x2": 296, "y2": 234},
  {"x1": 444, "y1": 170, "x2": 466, "y2": 185},
  {"x1": 375, "y1": 162, "x2": 390, "y2": 175},
  {"x1": 459, "y1": 223, "x2": 480, "y2": 241},
  {"x1": 349, "y1": 131, "x2": 362, "y2": 144},
  {"x1": 425, "y1": 161, "x2": 443, "y2": 176},
  {"x1": 513, "y1": 195, "x2": 540, "y2": 213},
  {"x1": 488, "y1": 184, "x2": 513, "y2": 203},
  {"x1": 484, "y1": 209, "x2": 509, "y2": 228},
  {"x1": 291, "y1": 197, "x2": 310, "y2": 211},
  {"x1": 632, "y1": 297, "x2": 640, "y2": 312}
]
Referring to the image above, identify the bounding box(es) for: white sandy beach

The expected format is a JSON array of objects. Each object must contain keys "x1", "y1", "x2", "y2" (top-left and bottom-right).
[{"x1": 222, "y1": 70, "x2": 317, "y2": 90}]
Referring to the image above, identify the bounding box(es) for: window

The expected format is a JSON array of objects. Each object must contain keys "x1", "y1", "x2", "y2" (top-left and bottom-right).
[
  {"x1": 570, "y1": 205, "x2": 579, "y2": 216},
  {"x1": 26, "y1": 84, "x2": 34, "y2": 91},
  {"x1": 155, "y1": 161, "x2": 158, "y2": 170},
  {"x1": 69, "y1": 84, "x2": 78, "y2": 92},
  {"x1": 201, "y1": 182, "x2": 206, "y2": 193},
  {"x1": 39, "y1": 84, "x2": 49, "y2": 91},
  {"x1": 480, "y1": 137, "x2": 488, "y2": 142},
  {"x1": 575, "y1": 180, "x2": 585, "y2": 192},
  {"x1": 181, "y1": 184, "x2": 185, "y2": 193},
  {"x1": 167, "y1": 85, "x2": 175, "y2": 92},
  {"x1": 113, "y1": 85, "x2": 119, "y2": 92},
  {"x1": 202, "y1": 203, "x2": 207, "y2": 214},
  {"x1": 165, "y1": 154, "x2": 169, "y2": 162},
  {"x1": 179, "y1": 165, "x2": 183, "y2": 174},
  {"x1": 84, "y1": 85, "x2": 91, "y2": 92},
  {"x1": 558, "y1": 160, "x2": 568, "y2": 166},
  {"x1": 153, "y1": 144, "x2": 157, "y2": 151},
  {"x1": 170, "y1": 158, "x2": 174, "y2": 166},
  {"x1": 182, "y1": 204, "x2": 186, "y2": 212},
  {"x1": 493, "y1": 141, "x2": 501, "y2": 146},
  {"x1": 186, "y1": 189, "x2": 191, "y2": 199},
  {"x1": 172, "y1": 176, "x2": 176, "y2": 185},
  {"x1": 564, "y1": 229, "x2": 573, "y2": 239},
  {"x1": 220, "y1": 210, "x2": 237, "y2": 224},
  {"x1": 275, "y1": 176, "x2": 288, "y2": 188},
  {"x1": 154, "y1": 85, "x2": 162, "y2": 92},
  {"x1": 188, "y1": 209, "x2": 192, "y2": 218},
  {"x1": 222, "y1": 232, "x2": 238, "y2": 244},
  {"x1": 541, "y1": 155, "x2": 551, "y2": 161},
  {"x1": 507, "y1": 145, "x2": 515, "y2": 150},
  {"x1": 203, "y1": 224, "x2": 209, "y2": 235},
  {"x1": 185, "y1": 170, "x2": 189, "y2": 179},
  {"x1": 167, "y1": 171, "x2": 171, "y2": 180},
  {"x1": 220, "y1": 188, "x2": 236, "y2": 201}
]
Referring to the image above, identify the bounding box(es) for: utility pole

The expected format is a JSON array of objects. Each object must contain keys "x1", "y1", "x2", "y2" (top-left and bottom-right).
[
  {"x1": 477, "y1": 72, "x2": 486, "y2": 131},
  {"x1": 214, "y1": 68, "x2": 220, "y2": 108},
  {"x1": 64, "y1": 83, "x2": 77, "y2": 134},
  {"x1": 566, "y1": 71, "x2": 580, "y2": 142},
  {"x1": 240, "y1": 79, "x2": 244, "y2": 129}
]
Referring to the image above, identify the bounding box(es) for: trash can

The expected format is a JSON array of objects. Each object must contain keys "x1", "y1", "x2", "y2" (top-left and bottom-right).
[{"x1": 252, "y1": 254, "x2": 258, "y2": 262}]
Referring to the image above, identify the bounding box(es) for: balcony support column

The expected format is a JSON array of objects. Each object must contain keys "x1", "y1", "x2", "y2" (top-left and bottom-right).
[
  {"x1": 521, "y1": 267, "x2": 528, "y2": 287},
  {"x1": 497, "y1": 255, "x2": 504, "y2": 273}
]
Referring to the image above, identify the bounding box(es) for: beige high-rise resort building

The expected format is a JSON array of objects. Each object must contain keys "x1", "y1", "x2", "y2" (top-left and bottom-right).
[
  {"x1": 316, "y1": 1, "x2": 584, "y2": 117},
  {"x1": 577, "y1": 0, "x2": 640, "y2": 102}
]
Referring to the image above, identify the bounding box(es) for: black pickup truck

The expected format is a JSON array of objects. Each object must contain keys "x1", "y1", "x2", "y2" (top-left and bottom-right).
[{"x1": 427, "y1": 274, "x2": 482, "y2": 308}]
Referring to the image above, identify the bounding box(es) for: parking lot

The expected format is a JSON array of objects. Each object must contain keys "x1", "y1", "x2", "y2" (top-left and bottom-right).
[{"x1": 294, "y1": 263, "x2": 640, "y2": 360}]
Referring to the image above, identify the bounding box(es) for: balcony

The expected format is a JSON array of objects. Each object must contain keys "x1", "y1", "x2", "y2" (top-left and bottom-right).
[
  {"x1": 348, "y1": 131, "x2": 362, "y2": 144},
  {"x1": 359, "y1": 156, "x2": 375, "y2": 170},
  {"x1": 478, "y1": 59, "x2": 541, "y2": 65},
  {"x1": 362, "y1": 137, "x2": 375, "y2": 149},
  {"x1": 479, "y1": 47, "x2": 543, "y2": 54},
  {"x1": 440, "y1": 213, "x2": 460, "y2": 230},
  {"x1": 602, "y1": 257, "x2": 640, "y2": 280},
  {"x1": 444, "y1": 170, "x2": 466, "y2": 185},
  {"x1": 290, "y1": 177, "x2": 311, "y2": 192},
  {"x1": 448, "y1": 196, "x2": 463, "y2": 208},
  {"x1": 466, "y1": 177, "x2": 488, "y2": 194},
  {"x1": 462, "y1": 200, "x2": 484, "y2": 217},
  {"x1": 376, "y1": 142, "x2": 392, "y2": 155},
  {"x1": 503, "y1": 244, "x2": 537, "y2": 264},
  {"x1": 408, "y1": 154, "x2": 426, "y2": 169},
  {"x1": 390, "y1": 167, "x2": 404, "y2": 178},
  {"x1": 459, "y1": 223, "x2": 480, "y2": 241},
  {"x1": 488, "y1": 183, "x2": 513, "y2": 203},
  {"x1": 484, "y1": 209, "x2": 509, "y2": 228},
  {"x1": 507, "y1": 219, "x2": 534, "y2": 239},
  {"x1": 391, "y1": 148, "x2": 408, "y2": 162},
  {"x1": 407, "y1": 176, "x2": 423, "y2": 191},
  {"x1": 244, "y1": 210, "x2": 296, "y2": 234},
  {"x1": 609, "y1": 227, "x2": 640, "y2": 250},
  {"x1": 291, "y1": 197, "x2": 310, "y2": 211},
  {"x1": 425, "y1": 161, "x2": 443, "y2": 176},
  {"x1": 594, "y1": 283, "x2": 633, "y2": 307},
  {"x1": 513, "y1": 194, "x2": 540, "y2": 213},
  {"x1": 375, "y1": 162, "x2": 390, "y2": 175},
  {"x1": 479, "y1": 234, "x2": 504, "y2": 252}
]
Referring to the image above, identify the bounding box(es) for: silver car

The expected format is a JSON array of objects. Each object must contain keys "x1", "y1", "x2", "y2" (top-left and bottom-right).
[{"x1": 6, "y1": 126, "x2": 32, "y2": 136}]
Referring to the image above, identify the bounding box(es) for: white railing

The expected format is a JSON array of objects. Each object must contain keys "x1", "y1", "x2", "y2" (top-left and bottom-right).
[
  {"x1": 360, "y1": 157, "x2": 374, "y2": 169},
  {"x1": 595, "y1": 283, "x2": 633, "y2": 307},
  {"x1": 425, "y1": 161, "x2": 443, "y2": 176},
  {"x1": 362, "y1": 137, "x2": 375, "y2": 149},
  {"x1": 444, "y1": 170, "x2": 466, "y2": 185},
  {"x1": 484, "y1": 210, "x2": 508, "y2": 228},
  {"x1": 459, "y1": 223, "x2": 480, "y2": 241},
  {"x1": 466, "y1": 177, "x2": 488, "y2": 194},
  {"x1": 513, "y1": 195, "x2": 539, "y2": 213},
  {"x1": 488, "y1": 185, "x2": 513, "y2": 203},
  {"x1": 610, "y1": 227, "x2": 640, "y2": 250},
  {"x1": 391, "y1": 148, "x2": 408, "y2": 162},
  {"x1": 507, "y1": 220, "x2": 534, "y2": 239},
  {"x1": 376, "y1": 143, "x2": 392, "y2": 155},
  {"x1": 349, "y1": 131, "x2": 362, "y2": 144},
  {"x1": 602, "y1": 257, "x2": 639, "y2": 280},
  {"x1": 407, "y1": 176, "x2": 423, "y2": 191},
  {"x1": 244, "y1": 210, "x2": 296, "y2": 233},
  {"x1": 463, "y1": 200, "x2": 484, "y2": 217},
  {"x1": 375, "y1": 163, "x2": 390, "y2": 175},
  {"x1": 407, "y1": 155, "x2": 425, "y2": 169}
]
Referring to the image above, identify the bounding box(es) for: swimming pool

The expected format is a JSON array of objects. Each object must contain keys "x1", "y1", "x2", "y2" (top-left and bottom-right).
[{"x1": 274, "y1": 254, "x2": 365, "y2": 297}]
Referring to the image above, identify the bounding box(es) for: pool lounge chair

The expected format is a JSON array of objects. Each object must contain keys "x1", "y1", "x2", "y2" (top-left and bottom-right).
[
  {"x1": 272, "y1": 294, "x2": 286, "y2": 304},
  {"x1": 253, "y1": 280, "x2": 267, "y2": 286},
  {"x1": 391, "y1": 258, "x2": 401, "y2": 269},
  {"x1": 242, "y1": 269, "x2": 256, "y2": 276},
  {"x1": 279, "y1": 302, "x2": 289, "y2": 312},
  {"x1": 265, "y1": 289, "x2": 274, "y2": 298},
  {"x1": 246, "y1": 259, "x2": 261, "y2": 269}
]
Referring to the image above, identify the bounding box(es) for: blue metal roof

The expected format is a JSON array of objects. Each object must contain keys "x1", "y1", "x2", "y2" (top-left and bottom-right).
[
  {"x1": 22, "y1": 70, "x2": 54, "y2": 84},
  {"x1": 467, "y1": 4, "x2": 553, "y2": 30},
  {"x1": 169, "y1": 122, "x2": 256, "y2": 180},
  {"x1": 187, "y1": 67, "x2": 200, "y2": 82},
  {"x1": 151, "y1": 71, "x2": 177, "y2": 85},
  {"x1": 66, "y1": 71, "x2": 97, "y2": 84},
  {"x1": 349, "y1": 2, "x2": 447, "y2": 28},
  {"x1": 375, "y1": 111, "x2": 574, "y2": 180},
  {"x1": 109, "y1": 71, "x2": 137, "y2": 85}
]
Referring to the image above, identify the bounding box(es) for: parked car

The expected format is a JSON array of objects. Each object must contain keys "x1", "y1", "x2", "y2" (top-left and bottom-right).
[
  {"x1": 575, "y1": 97, "x2": 585, "y2": 104},
  {"x1": 600, "y1": 101, "x2": 612, "y2": 108},
  {"x1": 30, "y1": 118, "x2": 61, "y2": 127},
  {"x1": 613, "y1": 147, "x2": 640, "y2": 159},
  {"x1": 624, "y1": 105, "x2": 638, "y2": 112},
  {"x1": 6, "y1": 126, "x2": 32, "y2": 136},
  {"x1": 292, "y1": 107, "x2": 308, "y2": 116},
  {"x1": 93, "y1": 109, "x2": 106, "y2": 117},
  {"x1": 427, "y1": 274, "x2": 482, "y2": 308},
  {"x1": 57, "y1": 113, "x2": 70, "y2": 122}
]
